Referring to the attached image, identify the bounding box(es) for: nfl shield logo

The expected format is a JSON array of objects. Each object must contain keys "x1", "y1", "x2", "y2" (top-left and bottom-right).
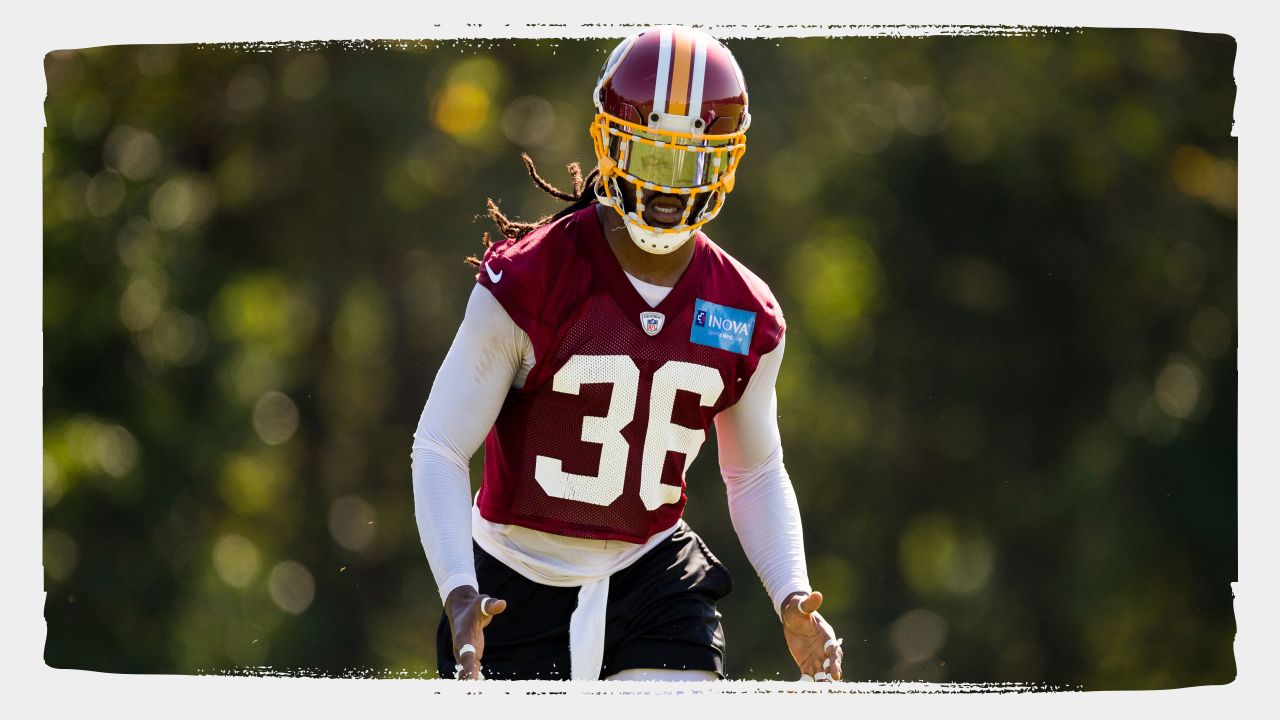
[{"x1": 640, "y1": 311, "x2": 665, "y2": 337}]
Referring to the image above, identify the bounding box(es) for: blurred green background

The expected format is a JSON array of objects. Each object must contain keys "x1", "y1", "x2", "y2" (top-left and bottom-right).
[{"x1": 41, "y1": 30, "x2": 1237, "y2": 689}]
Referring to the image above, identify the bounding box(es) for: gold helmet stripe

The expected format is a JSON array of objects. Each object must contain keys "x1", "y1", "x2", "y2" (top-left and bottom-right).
[{"x1": 667, "y1": 30, "x2": 694, "y2": 116}]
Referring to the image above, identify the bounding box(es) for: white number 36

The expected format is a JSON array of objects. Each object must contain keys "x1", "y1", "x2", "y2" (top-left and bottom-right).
[{"x1": 533, "y1": 355, "x2": 724, "y2": 510}]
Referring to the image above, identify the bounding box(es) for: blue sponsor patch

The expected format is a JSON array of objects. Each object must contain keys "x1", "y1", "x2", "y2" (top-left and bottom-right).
[{"x1": 690, "y1": 299, "x2": 756, "y2": 355}]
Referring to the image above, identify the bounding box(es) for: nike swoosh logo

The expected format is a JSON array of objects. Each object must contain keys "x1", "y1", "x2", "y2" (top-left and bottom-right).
[{"x1": 484, "y1": 261, "x2": 503, "y2": 283}]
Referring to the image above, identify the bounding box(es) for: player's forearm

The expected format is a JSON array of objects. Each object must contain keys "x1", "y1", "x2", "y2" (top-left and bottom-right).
[
  {"x1": 412, "y1": 439, "x2": 478, "y2": 602},
  {"x1": 724, "y1": 450, "x2": 812, "y2": 617},
  {"x1": 409, "y1": 285, "x2": 530, "y2": 604},
  {"x1": 715, "y1": 337, "x2": 811, "y2": 614}
]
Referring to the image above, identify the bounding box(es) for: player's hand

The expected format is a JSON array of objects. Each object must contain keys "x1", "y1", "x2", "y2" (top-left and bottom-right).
[
  {"x1": 781, "y1": 590, "x2": 842, "y2": 682},
  {"x1": 444, "y1": 585, "x2": 507, "y2": 680}
]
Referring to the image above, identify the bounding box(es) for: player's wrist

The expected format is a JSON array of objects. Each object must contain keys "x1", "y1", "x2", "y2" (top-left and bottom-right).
[
  {"x1": 445, "y1": 584, "x2": 480, "y2": 614},
  {"x1": 779, "y1": 590, "x2": 806, "y2": 617}
]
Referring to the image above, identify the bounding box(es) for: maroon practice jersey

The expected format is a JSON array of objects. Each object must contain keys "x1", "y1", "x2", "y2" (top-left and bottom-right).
[{"x1": 474, "y1": 205, "x2": 785, "y2": 542}]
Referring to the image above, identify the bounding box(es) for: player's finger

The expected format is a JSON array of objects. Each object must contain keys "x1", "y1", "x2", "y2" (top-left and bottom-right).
[
  {"x1": 456, "y1": 642, "x2": 480, "y2": 665},
  {"x1": 821, "y1": 652, "x2": 842, "y2": 682},
  {"x1": 479, "y1": 596, "x2": 507, "y2": 618},
  {"x1": 823, "y1": 637, "x2": 844, "y2": 682},
  {"x1": 455, "y1": 642, "x2": 483, "y2": 680},
  {"x1": 456, "y1": 660, "x2": 483, "y2": 680},
  {"x1": 808, "y1": 655, "x2": 831, "y2": 682},
  {"x1": 799, "y1": 590, "x2": 823, "y2": 615}
]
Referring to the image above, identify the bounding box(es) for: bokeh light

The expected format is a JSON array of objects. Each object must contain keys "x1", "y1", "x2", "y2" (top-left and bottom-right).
[
  {"x1": 104, "y1": 125, "x2": 164, "y2": 182},
  {"x1": 149, "y1": 175, "x2": 217, "y2": 231},
  {"x1": 1155, "y1": 355, "x2": 1204, "y2": 420},
  {"x1": 432, "y1": 57, "x2": 506, "y2": 144},
  {"x1": 212, "y1": 534, "x2": 262, "y2": 589},
  {"x1": 43, "y1": 529, "x2": 80, "y2": 582},
  {"x1": 85, "y1": 170, "x2": 125, "y2": 217},
  {"x1": 93, "y1": 424, "x2": 139, "y2": 479},
  {"x1": 43, "y1": 452, "x2": 66, "y2": 507},
  {"x1": 502, "y1": 95, "x2": 557, "y2": 148},
  {"x1": 218, "y1": 452, "x2": 293, "y2": 515},
  {"x1": 268, "y1": 560, "x2": 316, "y2": 615},
  {"x1": 282, "y1": 53, "x2": 329, "y2": 100},
  {"x1": 328, "y1": 495, "x2": 378, "y2": 551},
  {"x1": 1189, "y1": 306, "x2": 1232, "y2": 359},
  {"x1": 252, "y1": 391, "x2": 301, "y2": 446},
  {"x1": 890, "y1": 608, "x2": 948, "y2": 663},
  {"x1": 786, "y1": 221, "x2": 884, "y2": 349},
  {"x1": 226, "y1": 64, "x2": 271, "y2": 116},
  {"x1": 899, "y1": 513, "x2": 996, "y2": 596}
]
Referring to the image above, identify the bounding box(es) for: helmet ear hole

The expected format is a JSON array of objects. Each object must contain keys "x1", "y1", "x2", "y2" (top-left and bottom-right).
[
  {"x1": 693, "y1": 118, "x2": 704, "y2": 130},
  {"x1": 649, "y1": 112, "x2": 660, "y2": 124}
]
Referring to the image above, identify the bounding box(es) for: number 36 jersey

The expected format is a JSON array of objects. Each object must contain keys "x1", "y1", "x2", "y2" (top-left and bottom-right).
[{"x1": 475, "y1": 205, "x2": 785, "y2": 543}]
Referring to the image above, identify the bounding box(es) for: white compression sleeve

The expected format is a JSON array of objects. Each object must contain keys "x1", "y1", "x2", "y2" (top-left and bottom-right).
[
  {"x1": 713, "y1": 336, "x2": 813, "y2": 618},
  {"x1": 411, "y1": 284, "x2": 533, "y2": 604}
]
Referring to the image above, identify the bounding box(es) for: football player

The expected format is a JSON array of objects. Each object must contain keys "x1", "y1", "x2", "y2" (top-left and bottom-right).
[{"x1": 411, "y1": 25, "x2": 843, "y2": 682}]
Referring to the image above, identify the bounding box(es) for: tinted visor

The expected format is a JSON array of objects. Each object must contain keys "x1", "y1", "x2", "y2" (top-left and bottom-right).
[{"x1": 615, "y1": 131, "x2": 732, "y2": 188}]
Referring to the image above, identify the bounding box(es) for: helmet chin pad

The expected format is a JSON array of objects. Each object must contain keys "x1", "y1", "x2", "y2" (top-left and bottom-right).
[
  {"x1": 595, "y1": 175, "x2": 711, "y2": 254},
  {"x1": 624, "y1": 221, "x2": 695, "y2": 255}
]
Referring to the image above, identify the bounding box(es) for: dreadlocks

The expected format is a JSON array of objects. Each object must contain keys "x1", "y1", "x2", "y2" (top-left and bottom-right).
[{"x1": 464, "y1": 153, "x2": 601, "y2": 268}]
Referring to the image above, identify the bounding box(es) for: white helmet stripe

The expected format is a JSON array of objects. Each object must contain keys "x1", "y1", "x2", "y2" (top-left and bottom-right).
[
  {"x1": 688, "y1": 32, "x2": 708, "y2": 122},
  {"x1": 652, "y1": 27, "x2": 672, "y2": 118}
]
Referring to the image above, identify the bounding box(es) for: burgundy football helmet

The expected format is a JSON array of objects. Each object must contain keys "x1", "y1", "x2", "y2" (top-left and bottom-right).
[{"x1": 590, "y1": 26, "x2": 750, "y2": 253}]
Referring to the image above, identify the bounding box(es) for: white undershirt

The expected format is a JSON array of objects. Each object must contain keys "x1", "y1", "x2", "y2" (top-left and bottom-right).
[
  {"x1": 624, "y1": 270, "x2": 673, "y2": 307},
  {"x1": 411, "y1": 283, "x2": 811, "y2": 621}
]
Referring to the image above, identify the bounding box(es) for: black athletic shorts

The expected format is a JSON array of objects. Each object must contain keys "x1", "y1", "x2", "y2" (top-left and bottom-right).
[{"x1": 435, "y1": 520, "x2": 734, "y2": 680}]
